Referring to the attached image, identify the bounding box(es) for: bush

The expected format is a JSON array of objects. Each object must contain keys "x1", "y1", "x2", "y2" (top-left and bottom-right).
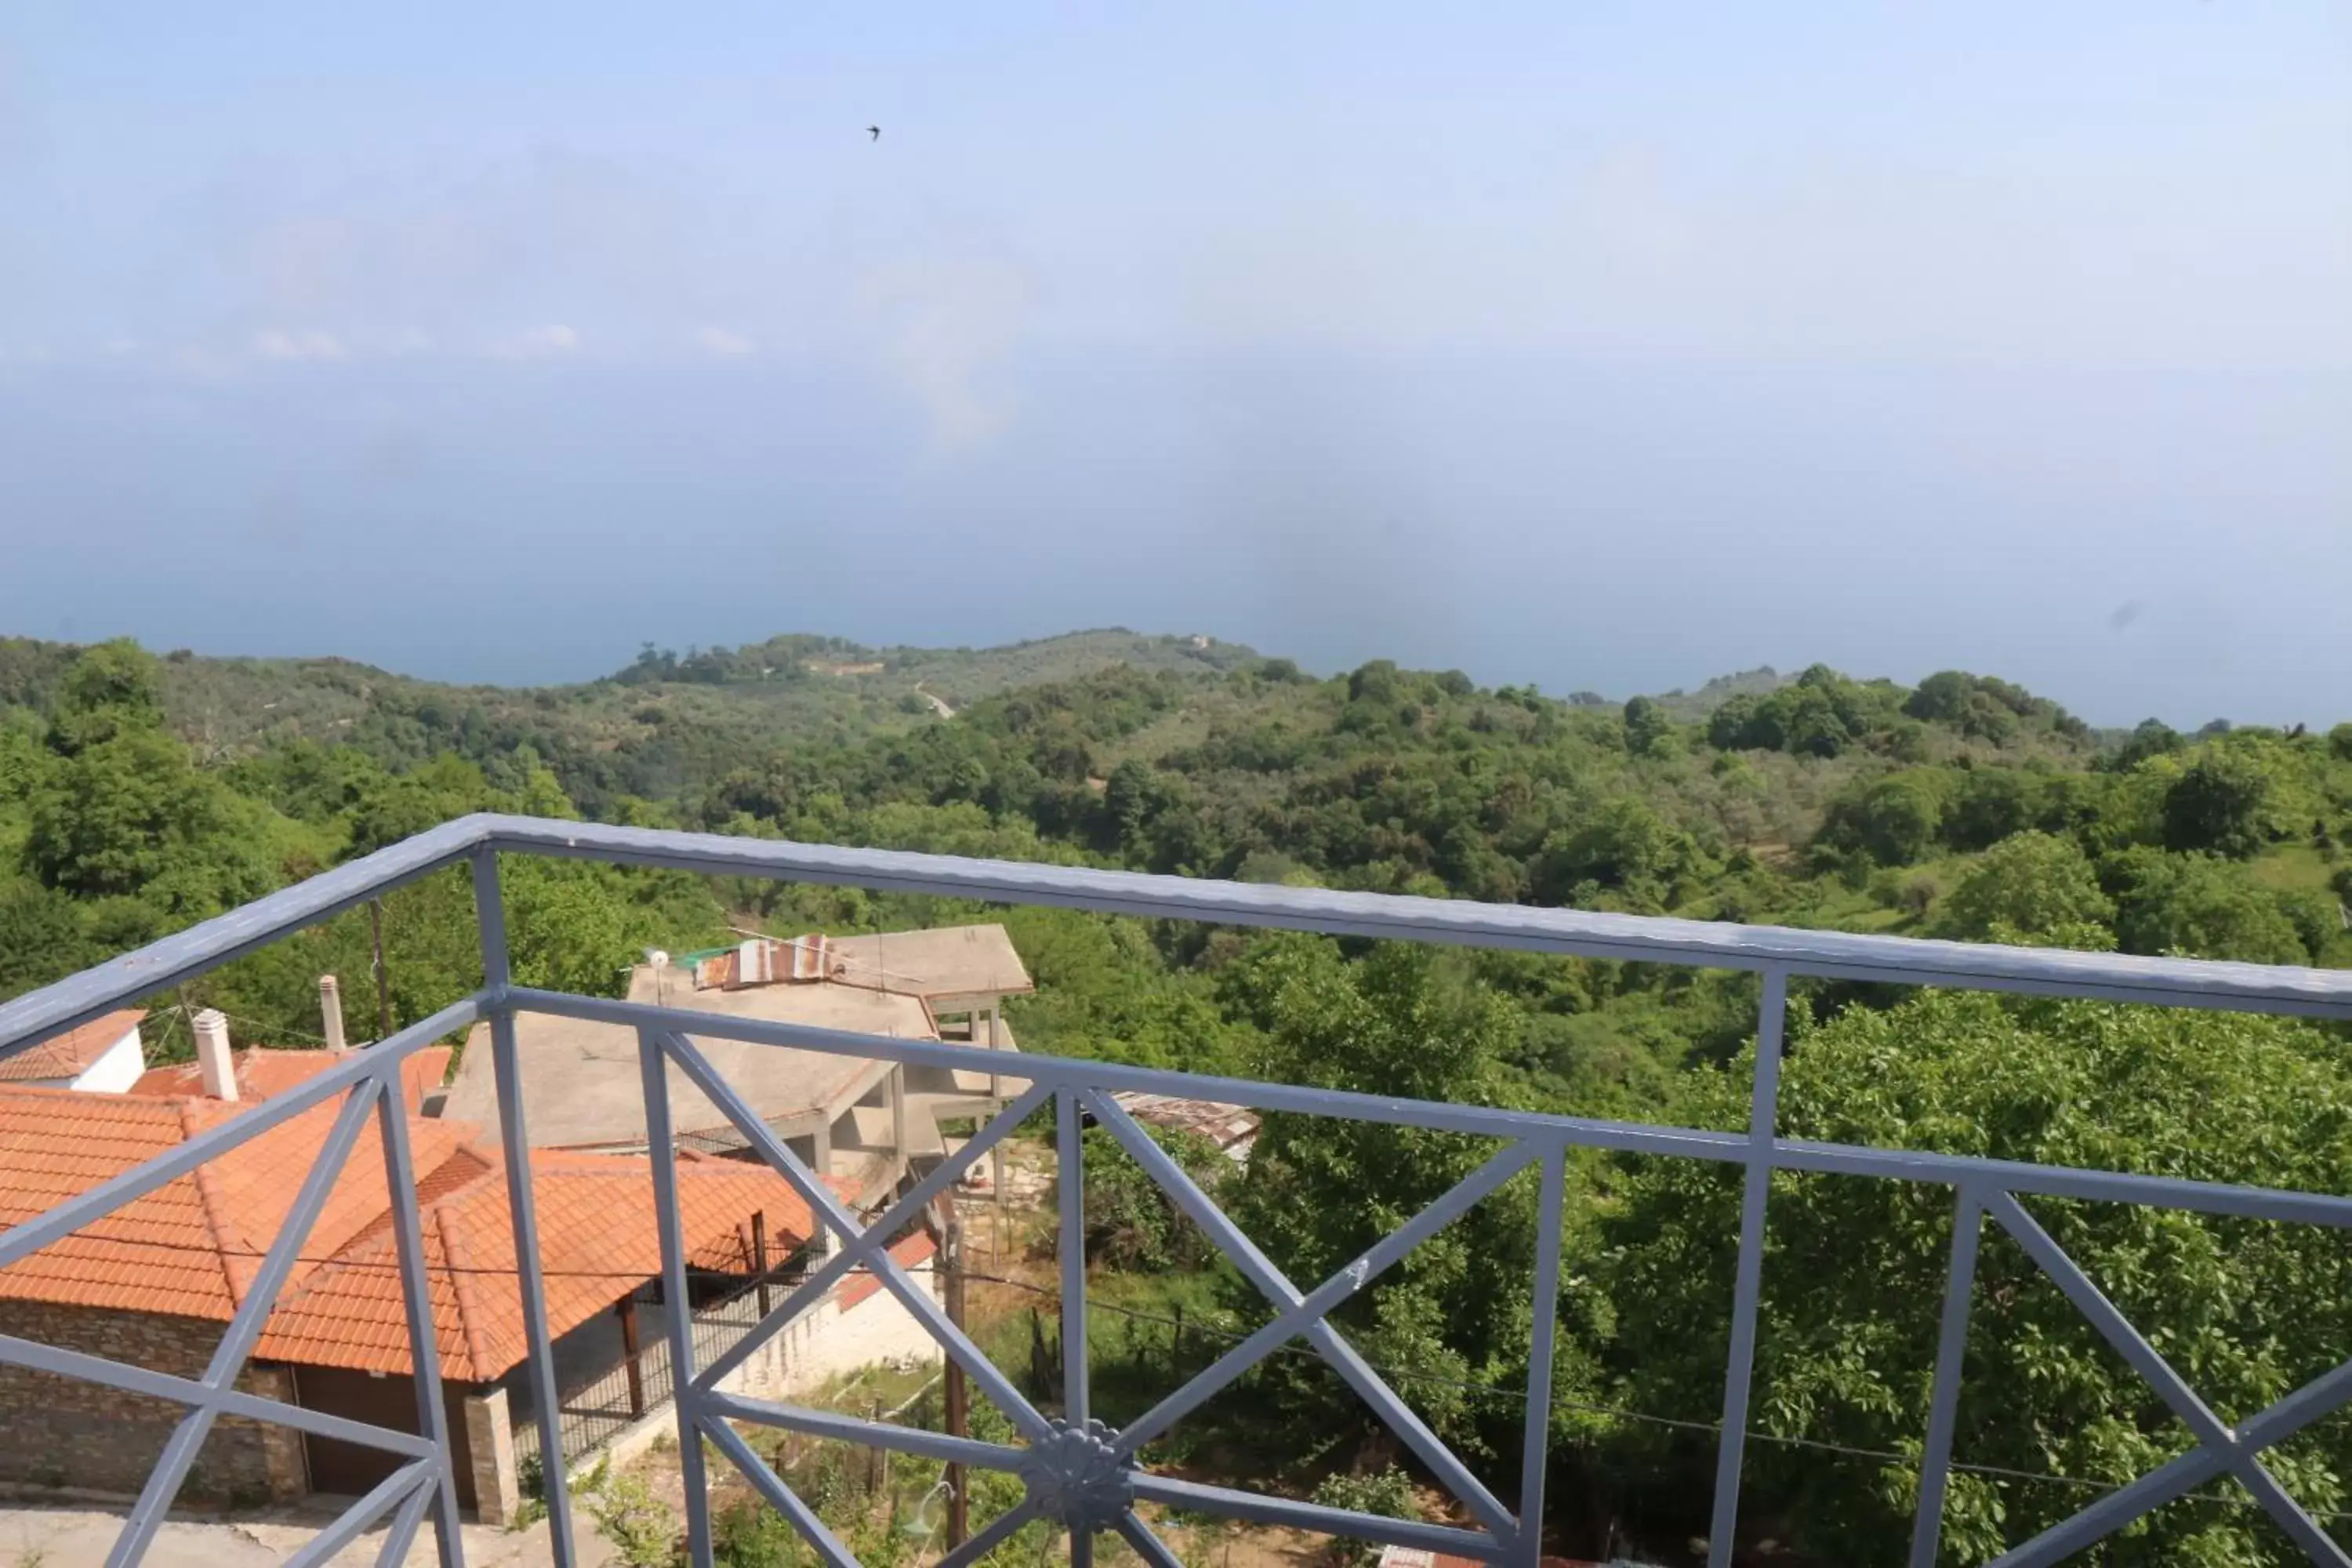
[
  {"x1": 1308, "y1": 1466, "x2": 1421, "y2": 1567},
  {"x1": 714, "y1": 1496, "x2": 808, "y2": 1568},
  {"x1": 1075, "y1": 1122, "x2": 1229, "y2": 1271},
  {"x1": 1936, "y1": 832, "x2": 2114, "y2": 944}
]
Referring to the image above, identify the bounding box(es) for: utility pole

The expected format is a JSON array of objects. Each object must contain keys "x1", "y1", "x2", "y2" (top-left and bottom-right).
[
  {"x1": 945, "y1": 1204, "x2": 968, "y2": 1548},
  {"x1": 368, "y1": 899, "x2": 392, "y2": 1040}
]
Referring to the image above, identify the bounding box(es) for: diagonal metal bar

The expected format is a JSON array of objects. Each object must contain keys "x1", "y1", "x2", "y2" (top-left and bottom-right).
[
  {"x1": 1991, "y1": 1192, "x2": 2351, "y2": 1564},
  {"x1": 935, "y1": 1499, "x2": 1043, "y2": 1568},
  {"x1": 694, "y1": 1083, "x2": 1051, "y2": 1392},
  {"x1": 283, "y1": 1462, "x2": 434, "y2": 1568},
  {"x1": 0, "y1": 1333, "x2": 435, "y2": 1454},
  {"x1": 376, "y1": 1063, "x2": 464, "y2": 1568},
  {"x1": 1115, "y1": 1511, "x2": 1188, "y2": 1568},
  {"x1": 641, "y1": 1031, "x2": 715, "y2": 1568},
  {"x1": 373, "y1": 1475, "x2": 435, "y2": 1568},
  {"x1": 1111, "y1": 1122, "x2": 1539, "y2": 1455},
  {"x1": 0, "y1": 1000, "x2": 474, "y2": 1274},
  {"x1": 1708, "y1": 967, "x2": 1788, "y2": 1568},
  {"x1": 1082, "y1": 1090, "x2": 1521, "y2": 1537},
  {"x1": 474, "y1": 848, "x2": 577, "y2": 1568},
  {"x1": 108, "y1": 1076, "x2": 386, "y2": 1568},
  {"x1": 1908, "y1": 1183, "x2": 1986, "y2": 1568},
  {"x1": 1131, "y1": 1474, "x2": 1504, "y2": 1559},
  {"x1": 1515, "y1": 1144, "x2": 1568, "y2": 1567},
  {"x1": 1987, "y1": 1446, "x2": 2230, "y2": 1568},
  {"x1": 703, "y1": 1390, "x2": 1028, "y2": 1469},
  {"x1": 1991, "y1": 1349, "x2": 2352, "y2": 1566},
  {"x1": 1058, "y1": 1088, "x2": 1087, "y2": 1428},
  {"x1": 662, "y1": 1029, "x2": 1054, "y2": 1442},
  {"x1": 702, "y1": 1410, "x2": 860, "y2": 1568},
  {"x1": 2243, "y1": 1355, "x2": 2352, "y2": 1450}
]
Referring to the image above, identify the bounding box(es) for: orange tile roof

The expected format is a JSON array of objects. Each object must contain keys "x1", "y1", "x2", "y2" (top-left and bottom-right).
[
  {"x1": 837, "y1": 1232, "x2": 935, "y2": 1312},
  {"x1": 0, "y1": 1009, "x2": 144, "y2": 1083},
  {"x1": 0, "y1": 1083, "x2": 815, "y2": 1383},
  {"x1": 129, "y1": 1045, "x2": 452, "y2": 1113}
]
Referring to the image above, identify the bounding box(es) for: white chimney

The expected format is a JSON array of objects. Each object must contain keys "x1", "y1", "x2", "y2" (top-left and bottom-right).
[
  {"x1": 319, "y1": 975, "x2": 347, "y2": 1053},
  {"x1": 193, "y1": 1010, "x2": 238, "y2": 1102}
]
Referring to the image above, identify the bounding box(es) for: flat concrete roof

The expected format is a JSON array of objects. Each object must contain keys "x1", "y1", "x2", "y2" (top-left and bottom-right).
[
  {"x1": 826, "y1": 924, "x2": 1033, "y2": 1006},
  {"x1": 440, "y1": 967, "x2": 937, "y2": 1152}
]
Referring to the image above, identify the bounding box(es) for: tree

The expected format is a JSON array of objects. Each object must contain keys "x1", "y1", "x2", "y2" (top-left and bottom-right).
[
  {"x1": 47, "y1": 639, "x2": 167, "y2": 755},
  {"x1": 1943, "y1": 768, "x2": 2041, "y2": 853},
  {"x1": 1623, "y1": 696, "x2": 1671, "y2": 758},
  {"x1": 2107, "y1": 849, "x2": 2307, "y2": 964},
  {"x1": 1534, "y1": 798, "x2": 1692, "y2": 904},
  {"x1": 24, "y1": 728, "x2": 274, "y2": 912},
  {"x1": 1594, "y1": 989, "x2": 2352, "y2": 1566},
  {"x1": 2161, "y1": 748, "x2": 2274, "y2": 858},
  {"x1": 1817, "y1": 773, "x2": 1945, "y2": 866},
  {"x1": 1933, "y1": 831, "x2": 2114, "y2": 943},
  {"x1": 1074, "y1": 1122, "x2": 1229, "y2": 1271},
  {"x1": 2111, "y1": 719, "x2": 2184, "y2": 771},
  {"x1": 2330, "y1": 723, "x2": 2352, "y2": 764},
  {"x1": 0, "y1": 878, "x2": 93, "y2": 1000},
  {"x1": 1223, "y1": 942, "x2": 1549, "y2": 1456}
]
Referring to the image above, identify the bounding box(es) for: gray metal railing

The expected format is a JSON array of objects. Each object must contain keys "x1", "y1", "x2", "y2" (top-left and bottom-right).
[{"x1": 2, "y1": 813, "x2": 2351, "y2": 1568}]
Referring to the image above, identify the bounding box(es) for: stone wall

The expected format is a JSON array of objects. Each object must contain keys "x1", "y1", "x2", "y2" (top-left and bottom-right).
[{"x1": 0, "y1": 1300, "x2": 307, "y2": 1504}]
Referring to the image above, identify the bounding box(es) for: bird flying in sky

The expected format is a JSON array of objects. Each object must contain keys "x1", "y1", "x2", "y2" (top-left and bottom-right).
[{"x1": 868, "y1": 125, "x2": 880, "y2": 141}]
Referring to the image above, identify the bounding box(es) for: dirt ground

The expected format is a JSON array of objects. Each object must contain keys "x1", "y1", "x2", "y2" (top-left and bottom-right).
[{"x1": 0, "y1": 1495, "x2": 613, "y2": 1567}]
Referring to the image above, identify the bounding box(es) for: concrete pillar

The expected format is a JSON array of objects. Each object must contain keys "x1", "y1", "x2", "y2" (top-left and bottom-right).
[
  {"x1": 318, "y1": 975, "x2": 347, "y2": 1052},
  {"x1": 462, "y1": 1385, "x2": 520, "y2": 1526},
  {"x1": 888, "y1": 1066, "x2": 907, "y2": 1181}
]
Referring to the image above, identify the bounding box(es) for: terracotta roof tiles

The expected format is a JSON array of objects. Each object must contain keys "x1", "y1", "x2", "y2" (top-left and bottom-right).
[
  {"x1": 0, "y1": 1079, "x2": 815, "y2": 1383},
  {"x1": 0, "y1": 1009, "x2": 144, "y2": 1083}
]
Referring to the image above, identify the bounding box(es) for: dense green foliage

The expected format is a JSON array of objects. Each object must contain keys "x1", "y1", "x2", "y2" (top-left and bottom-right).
[
  {"x1": 5, "y1": 631, "x2": 2352, "y2": 1562},
  {"x1": 1599, "y1": 991, "x2": 2352, "y2": 1566}
]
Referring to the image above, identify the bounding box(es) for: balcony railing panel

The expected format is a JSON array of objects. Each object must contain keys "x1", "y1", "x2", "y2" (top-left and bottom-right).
[{"x1": 2, "y1": 815, "x2": 2350, "y2": 1566}]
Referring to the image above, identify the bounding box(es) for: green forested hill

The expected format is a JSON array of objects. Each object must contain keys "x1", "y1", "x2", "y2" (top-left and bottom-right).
[
  {"x1": 0, "y1": 627, "x2": 1256, "y2": 813},
  {"x1": 6, "y1": 632, "x2": 2352, "y2": 1564}
]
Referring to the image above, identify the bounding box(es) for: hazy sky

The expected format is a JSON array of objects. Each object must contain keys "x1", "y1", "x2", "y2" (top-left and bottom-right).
[{"x1": 1, "y1": 3, "x2": 2347, "y2": 724}]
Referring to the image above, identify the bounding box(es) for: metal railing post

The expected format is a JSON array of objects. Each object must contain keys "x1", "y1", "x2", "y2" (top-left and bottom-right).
[
  {"x1": 1909, "y1": 1183, "x2": 1986, "y2": 1568},
  {"x1": 1058, "y1": 1088, "x2": 1092, "y2": 1568},
  {"x1": 378, "y1": 1065, "x2": 466, "y2": 1568},
  {"x1": 640, "y1": 1029, "x2": 716, "y2": 1568},
  {"x1": 472, "y1": 848, "x2": 577, "y2": 1568},
  {"x1": 1708, "y1": 967, "x2": 1789, "y2": 1568},
  {"x1": 1516, "y1": 1143, "x2": 1568, "y2": 1568}
]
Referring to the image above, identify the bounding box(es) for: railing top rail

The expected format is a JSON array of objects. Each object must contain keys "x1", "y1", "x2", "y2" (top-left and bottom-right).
[{"x1": 8, "y1": 811, "x2": 2352, "y2": 1062}]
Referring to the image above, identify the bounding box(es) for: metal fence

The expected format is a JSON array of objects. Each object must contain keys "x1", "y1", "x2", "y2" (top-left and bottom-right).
[
  {"x1": 510, "y1": 1281, "x2": 798, "y2": 1469},
  {"x1": 3, "y1": 813, "x2": 2352, "y2": 1568}
]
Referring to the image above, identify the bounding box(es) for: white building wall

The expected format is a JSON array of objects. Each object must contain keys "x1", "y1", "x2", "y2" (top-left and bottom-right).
[
  {"x1": 70, "y1": 1026, "x2": 146, "y2": 1094},
  {"x1": 716, "y1": 1255, "x2": 946, "y2": 1403}
]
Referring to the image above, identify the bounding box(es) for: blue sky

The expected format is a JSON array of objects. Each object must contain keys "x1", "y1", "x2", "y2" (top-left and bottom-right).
[{"x1": 0, "y1": 2, "x2": 2346, "y2": 723}]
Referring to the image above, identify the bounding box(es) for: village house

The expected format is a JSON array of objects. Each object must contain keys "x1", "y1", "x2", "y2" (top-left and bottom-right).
[
  {"x1": 436, "y1": 923, "x2": 1033, "y2": 1209},
  {"x1": 0, "y1": 1009, "x2": 823, "y2": 1523}
]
